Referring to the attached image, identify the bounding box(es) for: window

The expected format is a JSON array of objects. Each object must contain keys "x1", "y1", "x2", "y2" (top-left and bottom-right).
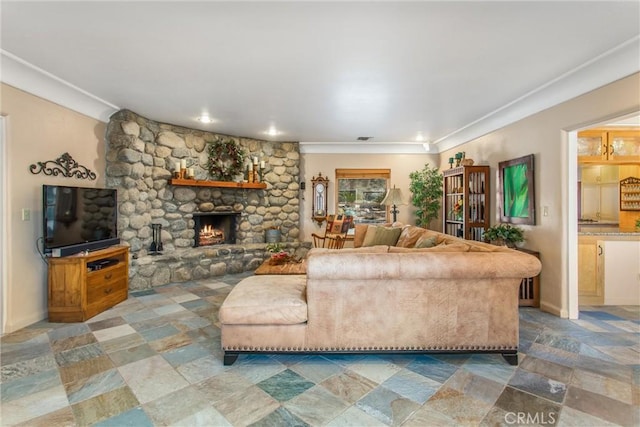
[{"x1": 336, "y1": 169, "x2": 390, "y2": 224}]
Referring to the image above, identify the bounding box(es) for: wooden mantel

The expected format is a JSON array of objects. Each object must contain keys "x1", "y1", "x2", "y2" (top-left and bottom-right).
[{"x1": 169, "y1": 178, "x2": 267, "y2": 189}]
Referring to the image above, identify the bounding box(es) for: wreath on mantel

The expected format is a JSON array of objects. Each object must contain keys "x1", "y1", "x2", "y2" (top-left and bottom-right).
[{"x1": 206, "y1": 137, "x2": 246, "y2": 181}]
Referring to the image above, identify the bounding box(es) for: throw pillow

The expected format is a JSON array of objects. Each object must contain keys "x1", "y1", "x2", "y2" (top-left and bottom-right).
[
  {"x1": 361, "y1": 226, "x2": 379, "y2": 247},
  {"x1": 414, "y1": 235, "x2": 437, "y2": 248},
  {"x1": 395, "y1": 225, "x2": 424, "y2": 247},
  {"x1": 362, "y1": 227, "x2": 402, "y2": 246},
  {"x1": 353, "y1": 224, "x2": 370, "y2": 248}
]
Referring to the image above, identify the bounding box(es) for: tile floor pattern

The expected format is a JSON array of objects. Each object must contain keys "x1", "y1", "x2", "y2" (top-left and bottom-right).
[{"x1": 1, "y1": 272, "x2": 638, "y2": 426}]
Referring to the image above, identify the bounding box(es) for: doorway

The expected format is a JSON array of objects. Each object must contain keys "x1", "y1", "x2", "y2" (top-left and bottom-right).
[
  {"x1": 563, "y1": 112, "x2": 640, "y2": 319},
  {"x1": 1, "y1": 115, "x2": 7, "y2": 334}
]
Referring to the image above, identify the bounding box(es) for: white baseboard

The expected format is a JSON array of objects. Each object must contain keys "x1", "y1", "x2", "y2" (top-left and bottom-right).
[
  {"x1": 2, "y1": 310, "x2": 47, "y2": 335},
  {"x1": 539, "y1": 300, "x2": 566, "y2": 318}
]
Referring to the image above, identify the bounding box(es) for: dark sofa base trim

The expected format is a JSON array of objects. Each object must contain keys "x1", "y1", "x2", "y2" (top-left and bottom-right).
[{"x1": 223, "y1": 349, "x2": 518, "y2": 366}]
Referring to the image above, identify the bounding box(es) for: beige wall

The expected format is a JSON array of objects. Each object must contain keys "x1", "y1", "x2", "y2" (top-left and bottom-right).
[
  {"x1": 1, "y1": 83, "x2": 106, "y2": 333},
  {"x1": 2, "y1": 72, "x2": 639, "y2": 331},
  {"x1": 300, "y1": 153, "x2": 440, "y2": 241},
  {"x1": 439, "y1": 73, "x2": 640, "y2": 317}
]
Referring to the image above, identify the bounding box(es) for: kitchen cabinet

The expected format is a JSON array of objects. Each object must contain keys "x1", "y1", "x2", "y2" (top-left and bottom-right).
[
  {"x1": 603, "y1": 240, "x2": 640, "y2": 305},
  {"x1": 577, "y1": 130, "x2": 607, "y2": 162},
  {"x1": 608, "y1": 131, "x2": 640, "y2": 162},
  {"x1": 578, "y1": 234, "x2": 640, "y2": 306},
  {"x1": 578, "y1": 237, "x2": 604, "y2": 305},
  {"x1": 579, "y1": 165, "x2": 619, "y2": 222},
  {"x1": 578, "y1": 129, "x2": 640, "y2": 163}
]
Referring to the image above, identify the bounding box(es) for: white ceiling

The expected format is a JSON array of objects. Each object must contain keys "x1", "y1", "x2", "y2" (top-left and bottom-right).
[{"x1": 1, "y1": 1, "x2": 639, "y2": 153}]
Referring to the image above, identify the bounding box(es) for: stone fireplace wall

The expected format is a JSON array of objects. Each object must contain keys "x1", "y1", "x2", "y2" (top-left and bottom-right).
[
  {"x1": 104, "y1": 110, "x2": 308, "y2": 289},
  {"x1": 105, "y1": 109, "x2": 301, "y2": 257}
]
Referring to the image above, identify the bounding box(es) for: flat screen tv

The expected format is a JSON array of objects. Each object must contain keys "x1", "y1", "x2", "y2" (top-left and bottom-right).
[{"x1": 43, "y1": 184, "x2": 119, "y2": 256}]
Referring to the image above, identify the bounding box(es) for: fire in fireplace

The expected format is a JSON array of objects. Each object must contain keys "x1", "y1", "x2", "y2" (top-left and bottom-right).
[{"x1": 193, "y1": 212, "x2": 240, "y2": 247}]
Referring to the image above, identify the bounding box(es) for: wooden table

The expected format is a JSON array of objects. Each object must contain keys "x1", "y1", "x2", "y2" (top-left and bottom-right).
[{"x1": 254, "y1": 259, "x2": 307, "y2": 275}]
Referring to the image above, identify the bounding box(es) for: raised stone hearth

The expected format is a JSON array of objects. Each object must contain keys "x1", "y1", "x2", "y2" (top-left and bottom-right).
[
  {"x1": 105, "y1": 109, "x2": 305, "y2": 288},
  {"x1": 129, "y1": 242, "x2": 310, "y2": 290}
]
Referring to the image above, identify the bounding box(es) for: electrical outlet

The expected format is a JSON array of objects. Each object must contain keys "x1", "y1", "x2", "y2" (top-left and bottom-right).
[{"x1": 21, "y1": 208, "x2": 31, "y2": 221}]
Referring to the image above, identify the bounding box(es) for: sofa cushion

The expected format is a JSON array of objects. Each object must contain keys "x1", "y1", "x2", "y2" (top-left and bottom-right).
[
  {"x1": 414, "y1": 235, "x2": 438, "y2": 248},
  {"x1": 219, "y1": 275, "x2": 307, "y2": 325},
  {"x1": 362, "y1": 226, "x2": 402, "y2": 247},
  {"x1": 395, "y1": 225, "x2": 425, "y2": 248},
  {"x1": 353, "y1": 224, "x2": 369, "y2": 248}
]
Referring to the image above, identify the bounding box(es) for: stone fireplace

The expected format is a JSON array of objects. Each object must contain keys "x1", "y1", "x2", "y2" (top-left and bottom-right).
[
  {"x1": 193, "y1": 212, "x2": 240, "y2": 247},
  {"x1": 104, "y1": 109, "x2": 309, "y2": 290}
]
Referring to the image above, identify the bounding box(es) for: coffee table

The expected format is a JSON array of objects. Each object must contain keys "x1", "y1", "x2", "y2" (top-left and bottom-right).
[{"x1": 254, "y1": 259, "x2": 307, "y2": 275}]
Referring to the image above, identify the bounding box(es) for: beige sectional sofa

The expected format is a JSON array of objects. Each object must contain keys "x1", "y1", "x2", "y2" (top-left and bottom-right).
[{"x1": 219, "y1": 224, "x2": 542, "y2": 365}]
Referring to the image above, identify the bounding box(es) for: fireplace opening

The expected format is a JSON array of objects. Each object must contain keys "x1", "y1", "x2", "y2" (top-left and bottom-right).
[{"x1": 193, "y1": 213, "x2": 240, "y2": 247}]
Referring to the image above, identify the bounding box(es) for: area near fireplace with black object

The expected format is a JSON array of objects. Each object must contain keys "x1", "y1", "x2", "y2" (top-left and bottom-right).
[
  {"x1": 193, "y1": 212, "x2": 240, "y2": 247},
  {"x1": 87, "y1": 258, "x2": 120, "y2": 271}
]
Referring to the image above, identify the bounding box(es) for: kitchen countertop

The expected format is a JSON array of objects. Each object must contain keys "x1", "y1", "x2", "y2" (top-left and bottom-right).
[{"x1": 578, "y1": 225, "x2": 640, "y2": 236}]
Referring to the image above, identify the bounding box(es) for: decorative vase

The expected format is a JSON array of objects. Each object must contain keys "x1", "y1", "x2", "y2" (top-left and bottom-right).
[{"x1": 265, "y1": 228, "x2": 281, "y2": 243}]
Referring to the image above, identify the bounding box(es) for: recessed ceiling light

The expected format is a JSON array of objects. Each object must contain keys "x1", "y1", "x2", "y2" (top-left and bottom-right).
[
  {"x1": 357, "y1": 136, "x2": 373, "y2": 141},
  {"x1": 197, "y1": 115, "x2": 214, "y2": 124},
  {"x1": 264, "y1": 126, "x2": 280, "y2": 137},
  {"x1": 415, "y1": 132, "x2": 425, "y2": 142}
]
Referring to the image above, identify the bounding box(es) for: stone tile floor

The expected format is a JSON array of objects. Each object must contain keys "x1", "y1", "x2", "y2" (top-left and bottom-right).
[{"x1": 1, "y1": 272, "x2": 638, "y2": 426}]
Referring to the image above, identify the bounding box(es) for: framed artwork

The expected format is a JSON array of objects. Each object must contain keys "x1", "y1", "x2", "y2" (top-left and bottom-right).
[{"x1": 498, "y1": 154, "x2": 535, "y2": 225}]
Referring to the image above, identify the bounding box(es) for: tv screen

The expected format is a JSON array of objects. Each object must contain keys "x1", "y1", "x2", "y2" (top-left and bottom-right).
[{"x1": 43, "y1": 185, "x2": 118, "y2": 254}]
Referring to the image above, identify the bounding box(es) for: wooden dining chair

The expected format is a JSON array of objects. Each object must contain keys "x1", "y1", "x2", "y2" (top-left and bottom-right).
[{"x1": 312, "y1": 215, "x2": 353, "y2": 249}]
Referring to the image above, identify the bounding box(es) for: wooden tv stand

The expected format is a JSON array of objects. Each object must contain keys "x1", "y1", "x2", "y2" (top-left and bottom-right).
[{"x1": 47, "y1": 245, "x2": 129, "y2": 322}]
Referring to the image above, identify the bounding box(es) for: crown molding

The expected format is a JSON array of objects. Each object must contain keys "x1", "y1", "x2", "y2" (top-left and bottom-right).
[
  {"x1": 0, "y1": 50, "x2": 119, "y2": 123},
  {"x1": 299, "y1": 142, "x2": 434, "y2": 154},
  {"x1": 434, "y1": 36, "x2": 640, "y2": 153}
]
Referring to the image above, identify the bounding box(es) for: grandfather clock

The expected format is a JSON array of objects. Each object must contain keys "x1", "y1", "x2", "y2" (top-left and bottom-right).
[{"x1": 311, "y1": 173, "x2": 329, "y2": 226}]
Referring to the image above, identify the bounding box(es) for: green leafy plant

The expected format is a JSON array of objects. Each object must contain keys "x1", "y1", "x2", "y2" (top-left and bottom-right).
[
  {"x1": 265, "y1": 242, "x2": 285, "y2": 253},
  {"x1": 636, "y1": 218, "x2": 640, "y2": 230},
  {"x1": 484, "y1": 223, "x2": 525, "y2": 247},
  {"x1": 409, "y1": 164, "x2": 443, "y2": 228}
]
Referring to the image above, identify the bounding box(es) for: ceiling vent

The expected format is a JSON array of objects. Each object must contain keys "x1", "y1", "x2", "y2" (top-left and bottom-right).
[{"x1": 357, "y1": 136, "x2": 373, "y2": 141}]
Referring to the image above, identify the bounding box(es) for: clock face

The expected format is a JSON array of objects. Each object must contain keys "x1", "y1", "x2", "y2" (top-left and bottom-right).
[{"x1": 315, "y1": 184, "x2": 324, "y2": 193}]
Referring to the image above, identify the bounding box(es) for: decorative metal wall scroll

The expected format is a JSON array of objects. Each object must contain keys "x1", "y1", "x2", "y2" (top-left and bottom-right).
[{"x1": 30, "y1": 152, "x2": 97, "y2": 180}]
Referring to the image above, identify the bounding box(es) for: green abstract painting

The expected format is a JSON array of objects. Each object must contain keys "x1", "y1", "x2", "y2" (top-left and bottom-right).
[
  {"x1": 499, "y1": 154, "x2": 535, "y2": 225},
  {"x1": 503, "y1": 163, "x2": 529, "y2": 218}
]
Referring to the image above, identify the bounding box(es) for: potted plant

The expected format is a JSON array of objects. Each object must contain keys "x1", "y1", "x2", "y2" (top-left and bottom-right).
[
  {"x1": 409, "y1": 164, "x2": 443, "y2": 228},
  {"x1": 484, "y1": 223, "x2": 525, "y2": 248}
]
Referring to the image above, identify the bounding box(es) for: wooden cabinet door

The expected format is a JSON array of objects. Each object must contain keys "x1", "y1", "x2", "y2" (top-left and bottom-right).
[
  {"x1": 577, "y1": 130, "x2": 607, "y2": 162},
  {"x1": 578, "y1": 238, "x2": 604, "y2": 305},
  {"x1": 608, "y1": 131, "x2": 640, "y2": 162}
]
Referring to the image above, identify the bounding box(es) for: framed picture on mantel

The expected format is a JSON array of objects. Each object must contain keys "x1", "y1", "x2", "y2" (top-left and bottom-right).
[{"x1": 498, "y1": 154, "x2": 536, "y2": 225}]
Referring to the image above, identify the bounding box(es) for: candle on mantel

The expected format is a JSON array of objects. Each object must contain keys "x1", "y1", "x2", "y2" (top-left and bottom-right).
[
  {"x1": 174, "y1": 162, "x2": 180, "y2": 172},
  {"x1": 188, "y1": 168, "x2": 194, "y2": 178},
  {"x1": 253, "y1": 157, "x2": 258, "y2": 165},
  {"x1": 180, "y1": 159, "x2": 187, "y2": 169},
  {"x1": 260, "y1": 160, "x2": 265, "y2": 169}
]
